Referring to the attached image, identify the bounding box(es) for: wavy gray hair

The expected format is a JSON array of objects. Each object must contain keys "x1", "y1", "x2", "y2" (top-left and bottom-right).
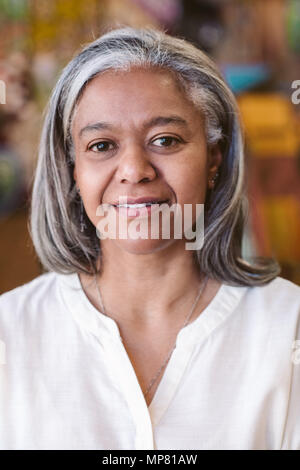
[{"x1": 29, "y1": 26, "x2": 281, "y2": 286}]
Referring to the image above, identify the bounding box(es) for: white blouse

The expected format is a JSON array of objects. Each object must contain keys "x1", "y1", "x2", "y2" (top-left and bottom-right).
[{"x1": 0, "y1": 271, "x2": 300, "y2": 450}]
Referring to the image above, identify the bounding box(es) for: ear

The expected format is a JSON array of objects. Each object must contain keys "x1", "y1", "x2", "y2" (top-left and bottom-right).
[{"x1": 207, "y1": 143, "x2": 222, "y2": 190}]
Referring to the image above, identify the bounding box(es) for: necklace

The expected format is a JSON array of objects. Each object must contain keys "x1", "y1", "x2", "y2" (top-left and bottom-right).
[{"x1": 94, "y1": 273, "x2": 208, "y2": 398}]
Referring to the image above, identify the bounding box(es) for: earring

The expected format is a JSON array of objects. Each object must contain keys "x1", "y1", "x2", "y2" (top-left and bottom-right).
[{"x1": 209, "y1": 172, "x2": 219, "y2": 188}]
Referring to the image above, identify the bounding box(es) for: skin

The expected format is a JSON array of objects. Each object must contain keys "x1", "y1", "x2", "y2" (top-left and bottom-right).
[{"x1": 71, "y1": 67, "x2": 223, "y2": 404}]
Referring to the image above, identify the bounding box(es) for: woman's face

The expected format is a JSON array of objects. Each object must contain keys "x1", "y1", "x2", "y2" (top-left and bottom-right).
[{"x1": 71, "y1": 67, "x2": 221, "y2": 254}]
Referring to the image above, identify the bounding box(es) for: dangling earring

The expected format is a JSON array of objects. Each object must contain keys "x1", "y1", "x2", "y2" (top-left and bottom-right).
[
  {"x1": 209, "y1": 171, "x2": 219, "y2": 189},
  {"x1": 77, "y1": 188, "x2": 87, "y2": 233}
]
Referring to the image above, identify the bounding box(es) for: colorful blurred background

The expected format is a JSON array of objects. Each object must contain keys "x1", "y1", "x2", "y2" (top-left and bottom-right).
[{"x1": 0, "y1": 0, "x2": 300, "y2": 292}]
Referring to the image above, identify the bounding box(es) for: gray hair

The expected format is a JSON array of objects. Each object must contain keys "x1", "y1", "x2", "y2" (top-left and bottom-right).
[{"x1": 29, "y1": 26, "x2": 281, "y2": 286}]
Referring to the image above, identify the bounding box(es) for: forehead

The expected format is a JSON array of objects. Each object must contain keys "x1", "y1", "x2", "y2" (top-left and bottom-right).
[
  {"x1": 78, "y1": 66, "x2": 183, "y2": 101},
  {"x1": 71, "y1": 67, "x2": 203, "y2": 133}
]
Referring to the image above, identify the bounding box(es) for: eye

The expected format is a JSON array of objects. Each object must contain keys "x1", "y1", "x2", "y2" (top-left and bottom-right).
[
  {"x1": 88, "y1": 141, "x2": 115, "y2": 152},
  {"x1": 151, "y1": 136, "x2": 182, "y2": 148}
]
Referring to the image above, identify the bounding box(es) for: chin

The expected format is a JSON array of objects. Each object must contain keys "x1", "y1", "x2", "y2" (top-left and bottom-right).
[{"x1": 111, "y1": 237, "x2": 175, "y2": 255}]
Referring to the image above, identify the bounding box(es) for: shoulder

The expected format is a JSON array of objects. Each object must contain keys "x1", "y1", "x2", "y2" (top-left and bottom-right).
[
  {"x1": 232, "y1": 276, "x2": 300, "y2": 333},
  {"x1": 225, "y1": 275, "x2": 300, "y2": 310},
  {"x1": 0, "y1": 272, "x2": 72, "y2": 328},
  {"x1": 245, "y1": 276, "x2": 300, "y2": 306},
  {"x1": 1, "y1": 271, "x2": 58, "y2": 305}
]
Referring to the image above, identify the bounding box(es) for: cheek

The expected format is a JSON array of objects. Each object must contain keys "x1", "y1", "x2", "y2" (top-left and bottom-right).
[
  {"x1": 75, "y1": 167, "x2": 112, "y2": 230},
  {"x1": 74, "y1": 161, "x2": 106, "y2": 208},
  {"x1": 171, "y1": 162, "x2": 207, "y2": 204}
]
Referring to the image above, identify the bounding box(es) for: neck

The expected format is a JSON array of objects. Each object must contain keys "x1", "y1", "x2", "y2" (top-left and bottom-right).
[{"x1": 91, "y1": 240, "x2": 204, "y2": 326}]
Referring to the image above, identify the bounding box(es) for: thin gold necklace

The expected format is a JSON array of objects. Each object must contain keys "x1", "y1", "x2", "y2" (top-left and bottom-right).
[{"x1": 94, "y1": 273, "x2": 208, "y2": 398}]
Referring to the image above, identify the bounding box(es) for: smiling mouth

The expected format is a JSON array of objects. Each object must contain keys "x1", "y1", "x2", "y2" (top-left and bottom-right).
[
  {"x1": 112, "y1": 200, "x2": 169, "y2": 208},
  {"x1": 110, "y1": 200, "x2": 172, "y2": 218}
]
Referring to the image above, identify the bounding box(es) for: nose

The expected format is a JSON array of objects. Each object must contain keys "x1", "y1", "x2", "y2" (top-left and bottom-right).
[{"x1": 115, "y1": 144, "x2": 157, "y2": 184}]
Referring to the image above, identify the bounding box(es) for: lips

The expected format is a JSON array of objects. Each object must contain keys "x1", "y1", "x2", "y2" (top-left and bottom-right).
[
  {"x1": 110, "y1": 197, "x2": 170, "y2": 206},
  {"x1": 112, "y1": 201, "x2": 171, "y2": 218}
]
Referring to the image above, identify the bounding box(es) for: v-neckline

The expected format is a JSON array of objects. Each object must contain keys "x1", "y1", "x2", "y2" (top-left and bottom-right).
[{"x1": 59, "y1": 272, "x2": 248, "y2": 429}]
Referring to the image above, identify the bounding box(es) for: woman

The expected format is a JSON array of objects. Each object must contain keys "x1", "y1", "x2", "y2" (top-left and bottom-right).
[{"x1": 0, "y1": 27, "x2": 300, "y2": 450}]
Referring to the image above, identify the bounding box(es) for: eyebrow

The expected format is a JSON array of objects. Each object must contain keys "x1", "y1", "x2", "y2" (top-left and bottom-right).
[{"x1": 78, "y1": 115, "x2": 189, "y2": 139}]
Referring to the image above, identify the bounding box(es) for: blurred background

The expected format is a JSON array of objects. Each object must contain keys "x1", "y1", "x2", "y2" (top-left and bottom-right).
[{"x1": 0, "y1": 0, "x2": 300, "y2": 293}]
